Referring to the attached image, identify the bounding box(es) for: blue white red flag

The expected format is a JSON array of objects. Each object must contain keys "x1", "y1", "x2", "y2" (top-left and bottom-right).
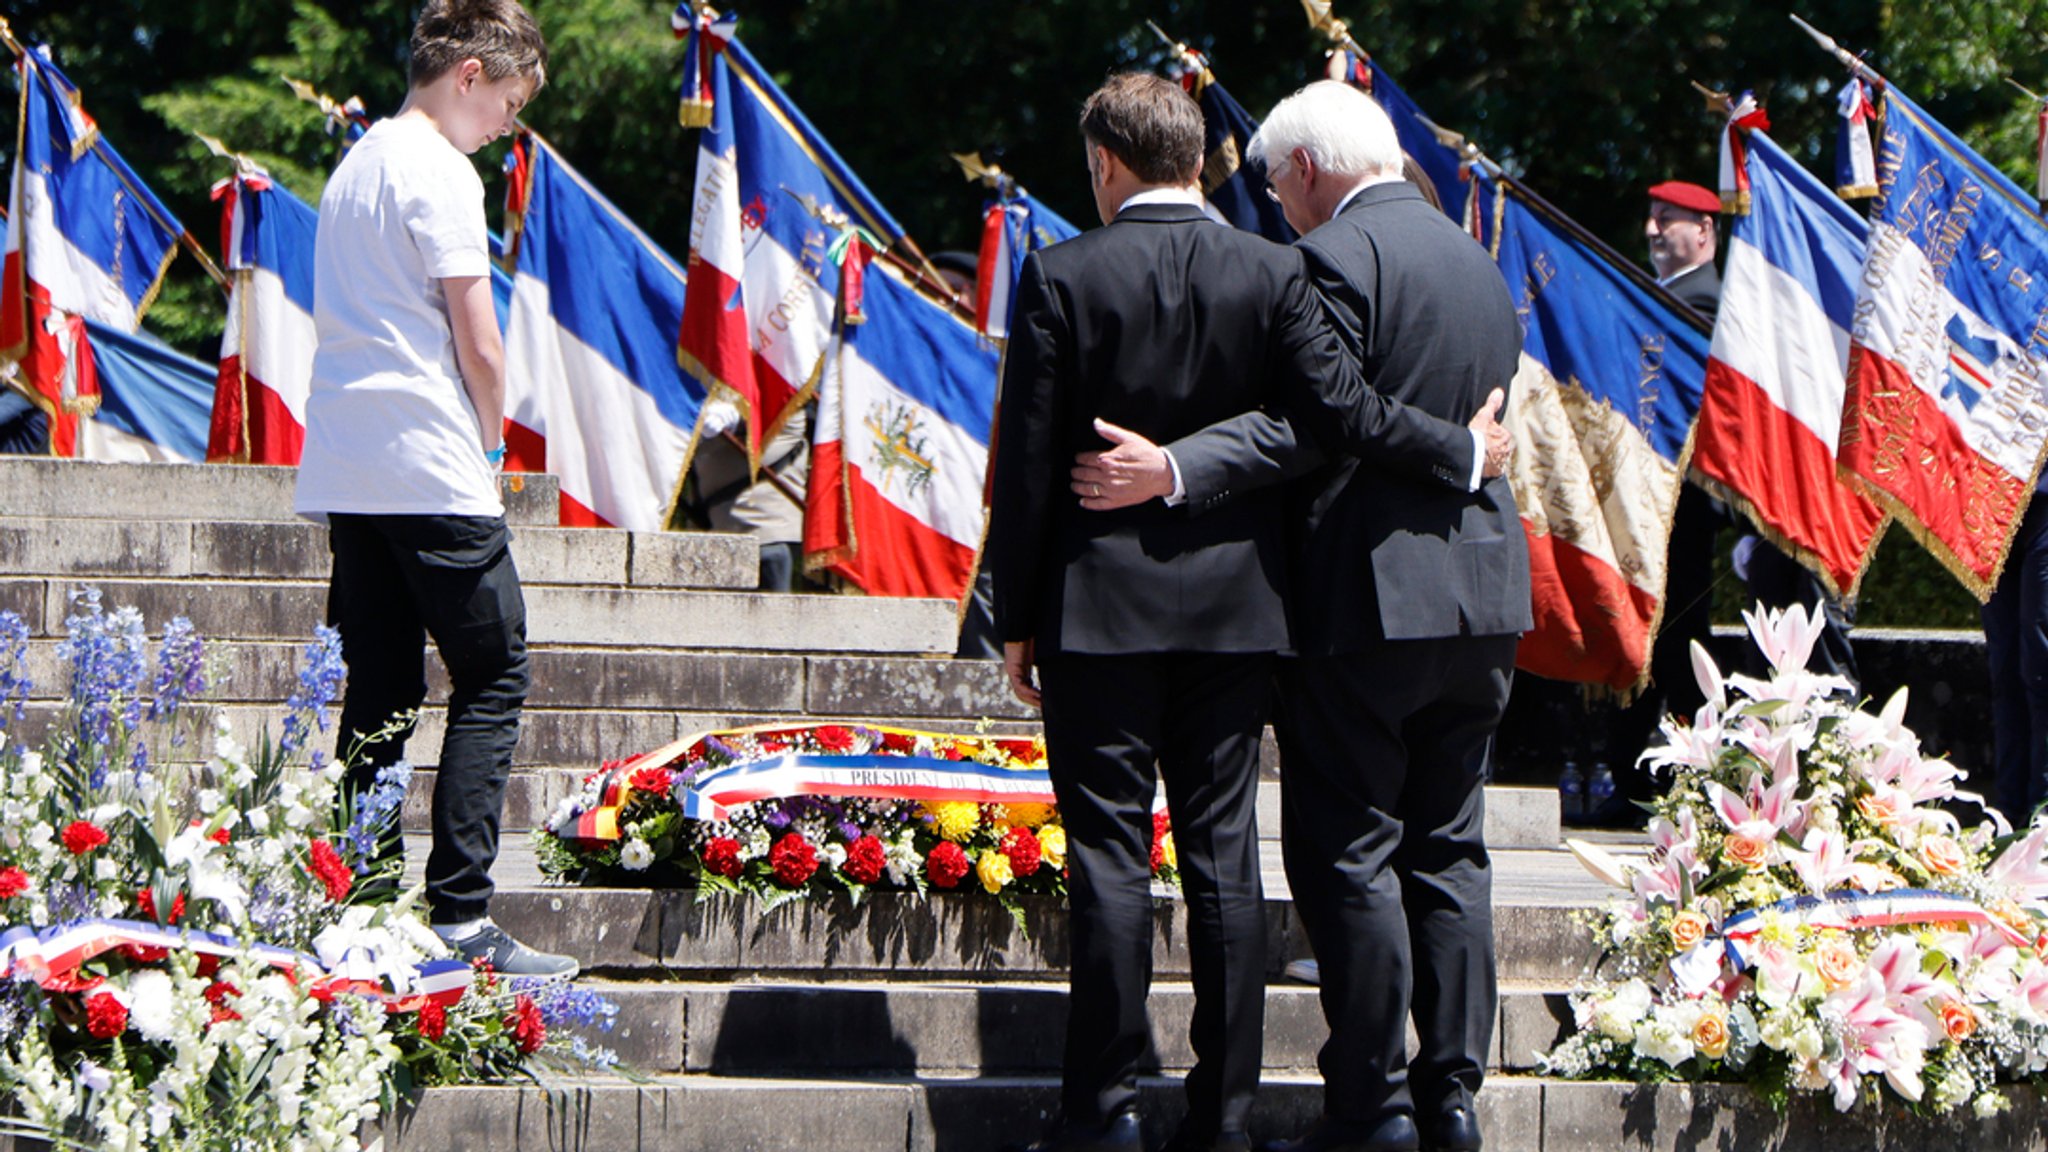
[
  {"x1": 675, "y1": 7, "x2": 908, "y2": 465},
  {"x1": 973, "y1": 191, "x2": 1079, "y2": 341},
  {"x1": 1695, "y1": 124, "x2": 1886, "y2": 597},
  {"x1": 1840, "y1": 89, "x2": 2048, "y2": 595},
  {"x1": 1836, "y1": 78, "x2": 1880, "y2": 200},
  {"x1": 804, "y1": 242, "x2": 999, "y2": 600},
  {"x1": 503, "y1": 133, "x2": 704, "y2": 531},
  {"x1": 208, "y1": 170, "x2": 317, "y2": 464},
  {"x1": 1489, "y1": 178, "x2": 1711, "y2": 691},
  {"x1": 1174, "y1": 52, "x2": 1294, "y2": 242},
  {"x1": 74, "y1": 318, "x2": 213, "y2": 463},
  {"x1": 2, "y1": 47, "x2": 186, "y2": 455}
]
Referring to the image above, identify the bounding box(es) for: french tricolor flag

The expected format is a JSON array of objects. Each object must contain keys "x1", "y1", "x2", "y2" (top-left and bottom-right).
[
  {"x1": 1, "y1": 47, "x2": 185, "y2": 456},
  {"x1": 502, "y1": 133, "x2": 703, "y2": 531},
  {"x1": 804, "y1": 246, "x2": 998, "y2": 601},
  {"x1": 1490, "y1": 179, "x2": 1711, "y2": 692},
  {"x1": 208, "y1": 170, "x2": 317, "y2": 464},
  {"x1": 1841, "y1": 89, "x2": 2048, "y2": 595},
  {"x1": 1693, "y1": 125, "x2": 1886, "y2": 597},
  {"x1": 674, "y1": 7, "x2": 908, "y2": 465},
  {"x1": 973, "y1": 192, "x2": 1078, "y2": 341}
]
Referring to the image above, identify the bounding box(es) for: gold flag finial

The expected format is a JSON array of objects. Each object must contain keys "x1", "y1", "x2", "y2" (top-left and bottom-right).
[{"x1": 1690, "y1": 81, "x2": 1735, "y2": 117}]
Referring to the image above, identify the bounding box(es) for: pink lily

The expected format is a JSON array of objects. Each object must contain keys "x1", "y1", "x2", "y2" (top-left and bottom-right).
[
  {"x1": 1986, "y1": 825, "x2": 2048, "y2": 903},
  {"x1": 1819, "y1": 969, "x2": 1932, "y2": 1110},
  {"x1": 1786, "y1": 828, "x2": 1858, "y2": 897}
]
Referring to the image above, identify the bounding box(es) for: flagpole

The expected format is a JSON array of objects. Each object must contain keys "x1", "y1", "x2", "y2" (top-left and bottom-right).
[
  {"x1": 0, "y1": 19, "x2": 229, "y2": 295},
  {"x1": 1789, "y1": 14, "x2": 1887, "y2": 88}
]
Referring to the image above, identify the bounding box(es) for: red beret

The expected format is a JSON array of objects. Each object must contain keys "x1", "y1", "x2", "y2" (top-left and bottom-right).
[{"x1": 1647, "y1": 181, "x2": 1720, "y2": 215}]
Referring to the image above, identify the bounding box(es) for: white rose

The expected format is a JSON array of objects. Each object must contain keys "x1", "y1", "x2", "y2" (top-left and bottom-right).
[
  {"x1": 1633, "y1": 1002, "x2": 1700, "y2": 1068},
  {"x1": 620, "y1": 840, "x2": 654, "y2": 871},
  {"x1": 1593, "y1": 979, "x2": 1654, "y2": 1042}
]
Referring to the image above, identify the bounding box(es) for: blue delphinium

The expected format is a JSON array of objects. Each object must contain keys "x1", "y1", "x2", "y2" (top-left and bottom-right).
[
  {"x1": 147, "y1": 616, "x2": 207, "y2": 723},
  {"x1": 0, "y1": 610, "x2": 30, "y2": 725},
  {"x1": 344, "y1": 760, "x2": 413, "y2": 873},
  {"x1": 281, "y1": 626, "x2": 346, "y2": 758},
  {"x1": 511, "y1": 978, "x2": 618, "y2": 1033},
  {"x1": 56, "y1": 589, "x2": 148, "y2": 785}
]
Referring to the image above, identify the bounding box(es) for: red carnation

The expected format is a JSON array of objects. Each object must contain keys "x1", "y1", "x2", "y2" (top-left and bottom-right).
[
  {"x1": 937, "y1": 743, "x2": 965, "y2": 761},
  {"x1": 84, "y1": 991, "x2": 127, "y2": 1038},
  {"x1": 627, "y1": 765, "x2": 674, "y2": 796},
  {"x1": 758, "y1": 739, "x2": 787, "y2": 754},
  {"x1": 135, "y1": 887, "x2": 186, "y2": 925},
  {"x1": 61, "y1": 821, "x2": 108, "y2": 856},
  {"x1": 1000, "y1": 826, "x2": 1042, "y2": 878},
  {"x1": 307, "y1": 840, "x2": 353, "y2": 903},
  {"x1": 927, "y1": 841, "x2": 971, "y2": 889},
  {"x1": 119, "y1": 943, "x2": 170, "y2": 964},
  {"x1": 1150, "y1": 811, "x2": 1172, "y2": 873},
  {"x1": 210, "y1": 827, "x2": 231, "y2": 845},
  {"x1": 1000, "y1": 739, "x2": 1040, "y2": 762},
  {"x1": 416, "y1": 1002, "x2": 448, "y2": 1040},
  {"x1": 508, "y1": 993, "x2": 546, "y2": 1054},
  {"x1": 203, "y1": 980, "x2": 242, "y2": 1025},
  {"x1": 701, "y1": 837, "x2": 744, "y2": 879},
  {"x1": 769, "y1": 833, "x2": 819, "y2": 888},
  {"x1": 881, "y1": 731, "x2": 916, "y2": 754},
  {"x1": 842, "y1": 835, "x2": 887, "y2": 885},
  {"x1": 0, "y1": 867, "x2": 27, "y2": 899},
  {"x1": 816, "y1": 725, "x2": 856, "y2": 753}
]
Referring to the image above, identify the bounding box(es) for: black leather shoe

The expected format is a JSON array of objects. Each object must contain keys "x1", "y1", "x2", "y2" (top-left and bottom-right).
[
  {"x1": 1259, "y1": 1114, "x2": 1420, "y2": 1152},
  {"x1": 1002, "y1": 1111, "x2": 1144, "y2": 1152},
  {"x1": 1421, "y1": 1105, "x2": 1481, "y2": 1152}
]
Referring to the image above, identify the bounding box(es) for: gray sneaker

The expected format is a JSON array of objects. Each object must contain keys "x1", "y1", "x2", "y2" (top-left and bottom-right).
[{"x1": 445, "y1": 920, "x2": 579, "y2": 980}]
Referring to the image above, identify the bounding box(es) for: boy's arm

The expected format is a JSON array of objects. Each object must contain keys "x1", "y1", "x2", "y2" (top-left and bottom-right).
[{"x1": 444, "y1": 274, "x2": 505, "y2": 454}]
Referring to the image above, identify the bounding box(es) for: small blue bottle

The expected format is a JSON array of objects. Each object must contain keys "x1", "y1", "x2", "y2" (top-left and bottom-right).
[{"x1": 1558, "y1": 760, "x2": 1584, "y2": 822}]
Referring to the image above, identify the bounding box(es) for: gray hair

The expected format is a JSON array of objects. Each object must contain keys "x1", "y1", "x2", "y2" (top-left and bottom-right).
[{"x1": 1245, "y1": 80, "x2": 1402, "y2": 180}]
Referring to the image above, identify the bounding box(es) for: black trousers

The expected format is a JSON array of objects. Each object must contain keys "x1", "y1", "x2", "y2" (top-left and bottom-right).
[
  {"x1": 1275, "y1": 635, "x2": 1515, "y2": 1130},
  {"x1": 1986, "y1": 498, "x2": 2048, "y2": 822},
  {"x1": 327, "y1": 513, "x2": 530, "y2": 925},
  {"x1": 1038, "y1": 651, "x2": 1273, "y2": 1138}
]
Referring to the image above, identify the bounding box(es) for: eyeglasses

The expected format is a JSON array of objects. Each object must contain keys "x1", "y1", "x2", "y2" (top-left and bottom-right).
[{"x1": 1264, "y1": 158, "x2": 1292, "y2": 204}]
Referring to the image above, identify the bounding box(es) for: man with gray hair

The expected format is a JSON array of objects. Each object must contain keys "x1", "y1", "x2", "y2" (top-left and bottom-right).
[{"x1": 1076, "y1": 80, "x2": 1528, "y2": 1152}]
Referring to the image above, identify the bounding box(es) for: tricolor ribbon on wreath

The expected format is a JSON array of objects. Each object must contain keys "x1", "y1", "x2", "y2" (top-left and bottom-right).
[
  {"x1": 1719, "y1": 890, "x2": 2036, "y2": 966},
  {"x1": 0, "y1": 919, "x2": 473, "y2": 1011},
  {"x1": 567, "y1": 722, "x2": 1056, "y2": 841}
]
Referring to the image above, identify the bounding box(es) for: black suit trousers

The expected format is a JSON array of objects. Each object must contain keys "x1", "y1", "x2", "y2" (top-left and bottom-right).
[
  {"x1": 1274, "y1": 636, "x2": 1515, "y2": 1128},
  {"x1": 1038, "y1": 651, "x2": 1273, "y2": 1136}
]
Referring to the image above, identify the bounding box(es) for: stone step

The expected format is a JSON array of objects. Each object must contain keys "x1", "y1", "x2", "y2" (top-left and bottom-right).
[
  {"x1": 574, "y1": 977, "x2": 1572, "y2": 1076},
  {"x1": 0, "y1": 517, "x2": 757, "y2": 590},
  {"x1": 0, "y1": 456, "x2": 560, "y2": 525},
  {"x1": 11, "y1": 643, "x2": 1019, "y2": 720},
  {"x1": 460, "y1": 858, "x2": 1606, "y2": 985},
  {"x1": 0, "y1": 577, "x2": 958, "y2": 653},
  {"x1": 353, "y1": 1072, "x2": 2047, "y2": 1152}
]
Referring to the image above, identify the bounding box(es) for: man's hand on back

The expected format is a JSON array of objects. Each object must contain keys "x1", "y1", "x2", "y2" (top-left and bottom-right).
[
  {"x1": 1071, "y1": 419, "x2": 1173, "y2": 510},
  {"x1": 1471, "y1": 388, "x2": 1513, "y2": 479}
]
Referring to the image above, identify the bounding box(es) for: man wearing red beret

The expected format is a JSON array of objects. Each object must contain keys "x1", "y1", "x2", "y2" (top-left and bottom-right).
[{"x1": 1644, "y1": 180, "x2": 1721, "y2": 321}]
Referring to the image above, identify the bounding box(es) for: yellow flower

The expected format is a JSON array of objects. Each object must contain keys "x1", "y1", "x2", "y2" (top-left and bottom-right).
[
  {"x1": 1669, "y1": 910, "x2": 1710, "y2": 952},
  {"x1": 1038, "y1": 825, "x2": 1068, "y2": 870},
  {"x1": 1160, "y1": 832, "x2": 1177, "y2": 872},
  {"x1": 977, "y1": 849, "x2": 1014, "y2": 894},
  {"x1": 1692, "y1": 1004, "x2": 1730, "y2": 1059},
  {"x1": 924, "y1": 801, "x2": 981, "y2": 843},
  {"x1": 1004, "y1": 803, "x2": 1055, "y2": 830}
]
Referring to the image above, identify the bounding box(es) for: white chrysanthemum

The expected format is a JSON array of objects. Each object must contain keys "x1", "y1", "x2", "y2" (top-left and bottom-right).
[
  {"x1": 621, "y1": 839, "x2": 654, "y2": 871},
  {"x1": 124, "y1": 970, "x2": 177, "y2": 1043}
]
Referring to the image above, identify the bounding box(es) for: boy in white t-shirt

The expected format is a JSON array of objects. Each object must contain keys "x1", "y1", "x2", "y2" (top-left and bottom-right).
[{"x1": 295, "y1": 0, "x2": 573, "y2": 978}]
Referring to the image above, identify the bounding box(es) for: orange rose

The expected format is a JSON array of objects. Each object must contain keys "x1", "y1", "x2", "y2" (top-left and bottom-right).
[
  {"x1": 1692, "y1": 1004, "x2": 1731, "y2": 1059},
  {"x1": 1856, "y1": 793, "x2": 1901, "y2": 827},
  {"x1": 1724, "y1": 832, "x2": 1772, "y2": 871},
  {"x1": 1815, "y1": 939, "x2": 1862, "y2": 990},
  {"x1": 1921, "y1": 835, "x2": 1966, "y2": 877},
  {"x1": 1670, "y1": 910, "x2": 1710, "y2": 952},
  {"x1": 1940, "y1": 999, "x2": 1977, "y2": 1042}
]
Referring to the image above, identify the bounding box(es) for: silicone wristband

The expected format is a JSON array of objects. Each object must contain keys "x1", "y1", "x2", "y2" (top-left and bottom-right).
[{"x1": 485, "y1": 445, "x2": 507, "y2": 465}]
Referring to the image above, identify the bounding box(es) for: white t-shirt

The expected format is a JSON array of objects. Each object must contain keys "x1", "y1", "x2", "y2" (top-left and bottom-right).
[{"x1": 294, "y1": 115, "x2": 503, "y2": 520}]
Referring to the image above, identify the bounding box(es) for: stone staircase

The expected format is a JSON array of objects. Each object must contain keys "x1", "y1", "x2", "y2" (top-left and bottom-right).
[{"x1": 8, "y1": 457, "x2": 2012, "y2": 1150}]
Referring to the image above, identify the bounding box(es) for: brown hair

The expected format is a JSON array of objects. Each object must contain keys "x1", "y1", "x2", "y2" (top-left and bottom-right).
[
  {"x1": 1079, "y1": 73, "x2": 1203, "y2": 186},
  {"x1": 409, "y1": 0, "x2": 548, "y2": 89}
]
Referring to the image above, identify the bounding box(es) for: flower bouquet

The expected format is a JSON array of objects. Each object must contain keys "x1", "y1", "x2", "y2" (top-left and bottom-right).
[
  {"x1": 0, "y1": 592, "x2": 614, "y2": 1151},
  {"x1": 1546, "y1": 603, "x2": 2048, "y2": 1117},
  {"x1": 535, "y1": 721, "x2": 1180, "y2": 922}
]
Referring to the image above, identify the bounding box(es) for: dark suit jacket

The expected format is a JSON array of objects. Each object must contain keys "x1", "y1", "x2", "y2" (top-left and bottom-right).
[
  {"x1": 1662, "y1": 260, "x2": 1721, "y2": 324},
  {"x1": 985, "y1": 200, "x2": 1478, "y2": 656},
  {"x1": 1173, "y1": 182, "x2": 1532, "y2": 650}
]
